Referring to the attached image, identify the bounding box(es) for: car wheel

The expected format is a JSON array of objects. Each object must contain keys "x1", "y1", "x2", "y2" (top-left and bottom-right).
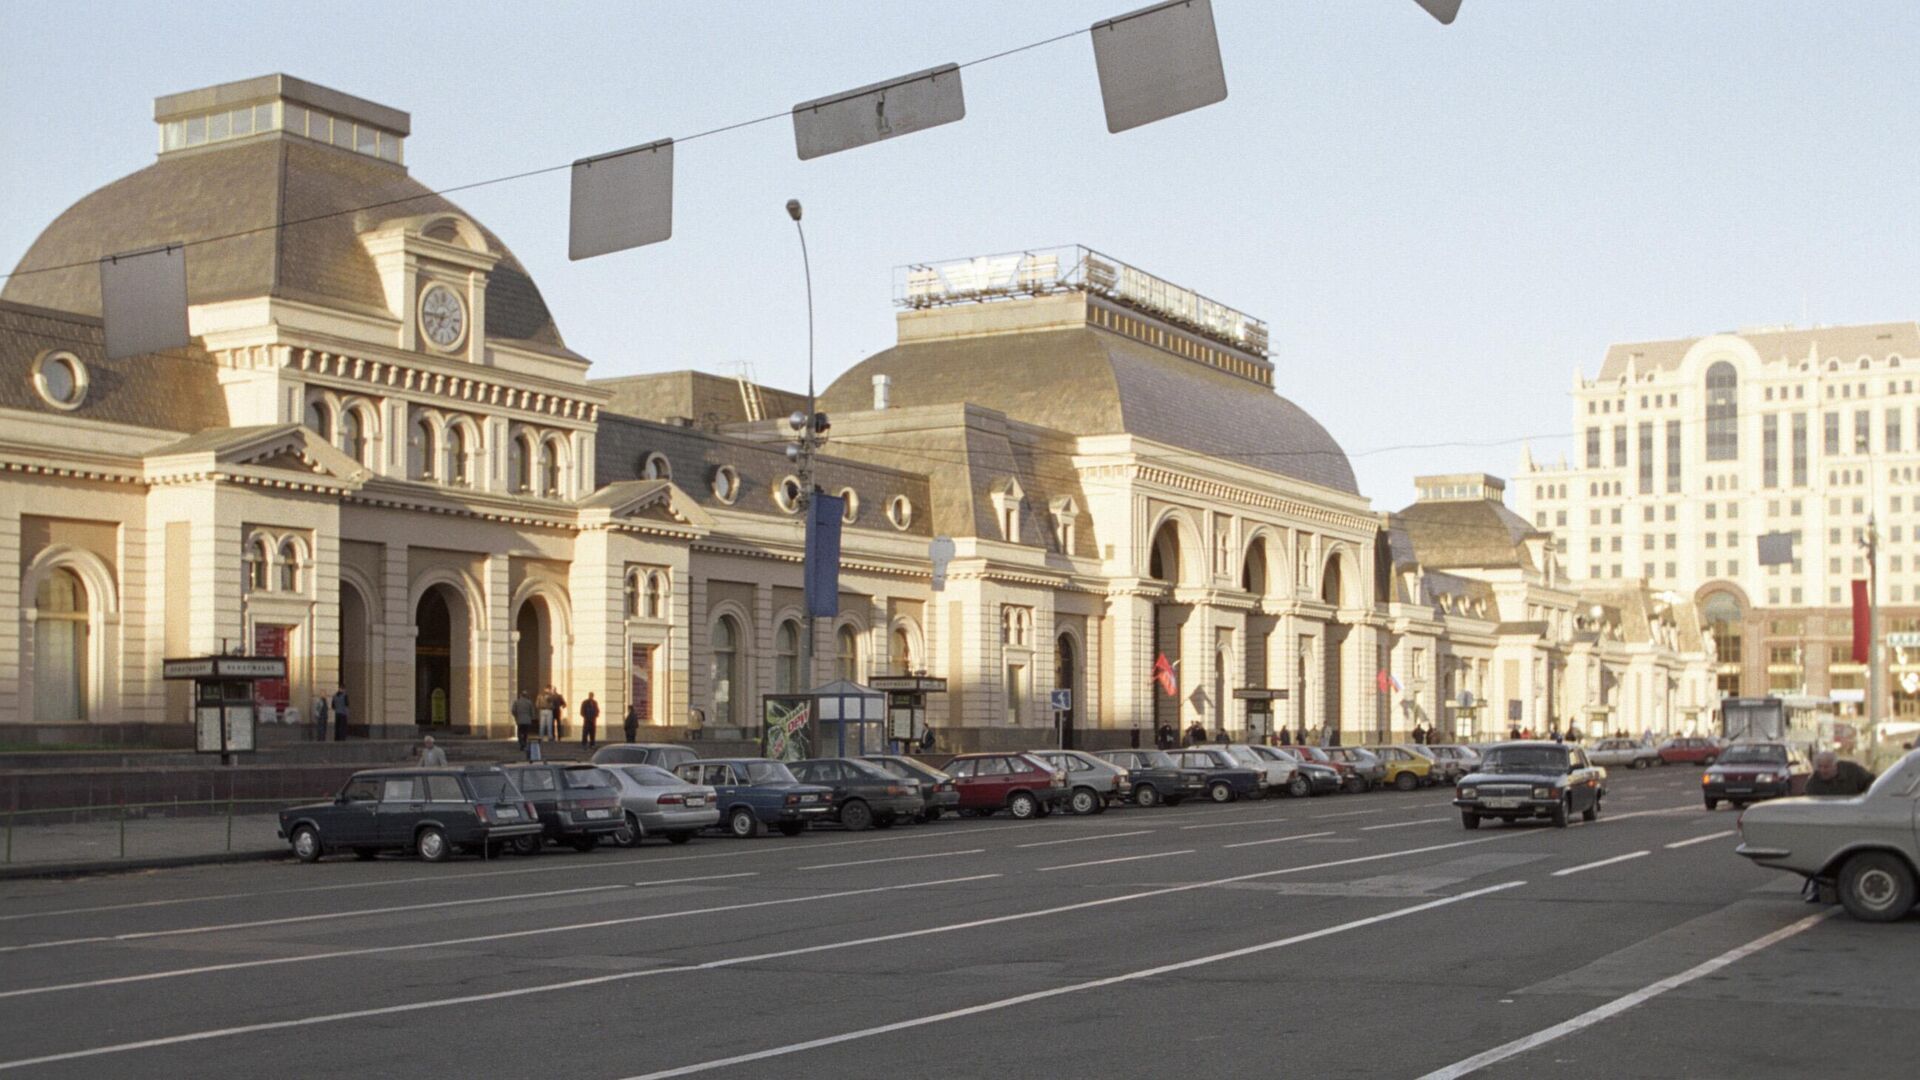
[
  {"x1": 1069, "y1": 787, "x2": 1100, "y2": 815},
  {"x1": 841, "y1": 799, "x2": 875, "y2": 832},
  {"x1": 1633, "y1": 758, "x2": 1649, "y2": 770},
  {"x1": 1461, "y1": 811, "x2": 1480, "y2": 831},
  {"x1": 777, "y1": 821, "x2": 807, "y2": 837},
  {"x1": 1208, "y1": 780, "x2": 1235, "y2": 804},
  {"x1": 352, "y1": 846, "x2": 378, "y2": 861},
  {"x1": 1837, "y1": 852, "x2": 1918, "y2": 923},
  {"x1": 1344, "y1": 776, "x2": 1367, "y2": 795},
  {"x1": 1007, "y1": 792, "x2": 1039, "y2": 819},
  {"x1": 1550, "y1": 799, "x2": 1570, "y2": 829},
  {"x1": 728, "y1": 807, "x2": 762, "y2": 838},
  {"x1": 1134, "y1": 784, "x2": 1161, "y2": 808},
  {"x1": 1582, "y1": 798, "x2": 1599, "y2": 823},
  {"x1": 511, "y1": 835, "x2": 542, "y2": 856},
  {"x1": 416, "y1": 826, "x2": 450, "y2": 863},
  {"x1": 614, "y1": 813, "x2": 642, "y2": 847},
  {"x1": 1394, "y1": 771, "x2": 1419, "y2": 792},
  {"x1": 1704, "y1": 798, "x2": 1719, "y2": 811},
  {"x1": 291, "y1": 825, "x2": 322, "y2": 863},
  {"x1": 570, "y1": 835, "x2": 598, "y2": 853},
  {"x1": 667, "y1": 832, "x2": 693, "y2": 845},
  {"x1": 1287, "y1": 775, "x2": 1312, "y2": 799}
]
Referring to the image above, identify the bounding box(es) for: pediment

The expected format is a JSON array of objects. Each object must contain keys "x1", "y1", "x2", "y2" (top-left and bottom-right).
[
  {"x1": 579, "y1": 479, "x2": 711, "y2": 530},
  {"x1": 146, "y1": 424, "x2": 371, "y2": 487}
]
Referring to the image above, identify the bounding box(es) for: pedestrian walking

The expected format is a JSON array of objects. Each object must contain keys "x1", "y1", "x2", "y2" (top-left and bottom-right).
[
  {"x1": 623, "y1": 701, "x2": 640, "y2": 744},
  {"x1": 418, "y1": 735, "x2": 447, "y2": 767},
  {"x1": 331, "y1": 687, "x2": 350, "y2": 741},
  {"x1": 580, "y1": 692, "x2": 600, "y2": 749},
  {"x1": 536, "y1": 687, "x2": 555, "y2": 740},
  {"x1": 511, "y1": 690, "x2": 534, "y2": 749},
  {"x1": 1279, "y1": 727, "x2": 1293, "y2": 746},
  {"x1": 311, "y1": 694, "x2": 330, "y2": 742},
  {"x1": 550, "y1": 687, "x2": 568, "y2": 742}
]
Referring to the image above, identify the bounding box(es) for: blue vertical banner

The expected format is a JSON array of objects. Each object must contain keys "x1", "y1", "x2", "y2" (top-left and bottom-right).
[{"x1": 805, "y1": 492, "x2": 844, "y2": 618}]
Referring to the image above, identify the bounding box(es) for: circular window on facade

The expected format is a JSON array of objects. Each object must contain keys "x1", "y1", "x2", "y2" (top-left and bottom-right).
[
  {"x1": 641, "y1": 452, "x2": 672, "y2": 481},
  {"x1": 838, "y1": 487, "x2": 859, "y2": 524},
  {"x1": 33, "y1": 351, "x2": 88, "y2": 410},
  {"x1": 712, "y1": 465, "x2": 741, "y2": 504},
  {"x1": 774, "y1": 475, "x2": 805, "y2": 514},
  {"x1": 886, "y1": 494, "x2": 913, "y2": 531}
]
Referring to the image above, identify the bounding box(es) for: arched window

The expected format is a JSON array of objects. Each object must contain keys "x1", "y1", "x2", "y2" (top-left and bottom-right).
[
  {"x1": 245, "y1": 536, "x2": 270, "y2": 592},
  {"x1": 340, "y1": 407, "x2": 368, "y2": 465},
  {"x1": 277, "y1": 539, "x2": 302, "y2": 592},
  {"x1": 445, "y1": 424, "x2": 470, "y2": 487},
  {"x1": 775, "y1": 619, "x2": 802, "y2": 693},
  {"x1": 624, "y1": 571, "x2": 641, "y2": 618},
  {"x1": 836, "y1": 624, "x2": 861, "y2": 682},
  {"x1": 644, "y1": 573, "x2": 668, "y2": 619},
  {"x1": 1705, "y1": 362, "x2": 1739, "y2": 462},
  {"x1": 304, "y1": 398, "x2": 331, "y2": 441},
  {"x1": 508, "y1": 435, "x2": 530, "y2": 494},
  {"x1": 34, "y1": 567, "x2": 89, "y2": 722},
  {"x1": 891, "y1": 626, "x2": 915, "y2": 675},
  {"x1": 711, "y1": 616, "x2": 741, "y2": 725},
  {"x1": 542, "y1": 439, "x2": 563, "y2": 497},
  {"x1": 411, "y1": 416, "x2": 437, "y2": 481}
]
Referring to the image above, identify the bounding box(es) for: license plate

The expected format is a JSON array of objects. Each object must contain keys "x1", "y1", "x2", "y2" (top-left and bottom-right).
[
  {"x1": 496, "y1": 807, "x2": 519, "y2": 819},
  {"x1": 585, "y1": 809, "x2": 609, "y2": 819},
  {"x1": 801, "y1": 795, "x2": 818, "y2": 802},
  {"x1": 1485, "y1": 797, "x2": 1522, "y2": 809},
  {"x1": 685, "y1": 797, "x2": 704, "y2": 807},
  {"x1": 1725, "y1": 787, "x2": 1751, "y2": 795}
]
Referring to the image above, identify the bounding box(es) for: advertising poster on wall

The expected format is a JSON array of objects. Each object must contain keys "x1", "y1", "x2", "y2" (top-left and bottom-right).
[{"x1": 762, "y1": 696, "x2": 813, "y2": 762}]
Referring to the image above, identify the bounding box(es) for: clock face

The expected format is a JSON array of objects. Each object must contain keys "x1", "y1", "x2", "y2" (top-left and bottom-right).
[{"x1": 420, "y1": 284, "x2": 466, "y2": 349}]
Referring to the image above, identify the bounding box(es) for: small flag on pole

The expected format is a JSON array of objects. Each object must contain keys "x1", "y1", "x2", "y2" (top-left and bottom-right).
[
  {"x1": 1377, "y1": 669, "x2": 1401, "y2": 694},
  {"x1": 1153, "y1": 653, "x2": 1178, "y2": 697}
]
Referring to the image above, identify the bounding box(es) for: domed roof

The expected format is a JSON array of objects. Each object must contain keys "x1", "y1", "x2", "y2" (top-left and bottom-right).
[
  {"x1": 820, "y1": 324, "x2": 1358, "y2": 495},
  {"x1": 3, "y1": 137, "x2": 570, "y2": 354}
]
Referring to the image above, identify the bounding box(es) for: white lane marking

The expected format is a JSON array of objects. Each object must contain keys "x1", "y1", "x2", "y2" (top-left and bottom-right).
[
  {"x1": 0, "y1": 873, "x2": 756, "y2": 954},
  {"x1": 621, "y1": 881, "x2": 1529, "y2": 1079},
  {"x1": 1222, "y1": 831, "x2": 1335, "y2": 850},
  {"x1": 1311, "y1": 808, "x2": 1391, "y2": 820},
  {"x1": 1179, "y1": 815, "x2": 1310, "y2": 831},
  {"x1": 1551, "y1": 851, "x2": 1650, "y2": 877},
  {"x1": 1664, "y1": 830, "x2": 1735, "y2": 850},
  {"x1": 798, "y1": 849, "x2": 984, "y2": 871},
  {"x1": 0, "y1": 874, "x2": 1000, "y2": 1003},
  {"x1": 1361, "y1": 817, "x2": 1451, "y2": 831},
  {"x1": 1414, "y1": 908, "x2": 1837, "y2": 1080},
  {"x1": 1037, "y1": 850, "x2": 1193, "y2": 872},
  {"x1": 0, "y1": 833, "x2": 1529, "y2": 1056},
  {"x1": 1015, "y1": 830, "x2": 1154, "y2": 848}
]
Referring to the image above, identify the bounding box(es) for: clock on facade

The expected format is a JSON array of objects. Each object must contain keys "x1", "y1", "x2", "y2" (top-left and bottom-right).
[{"x1": 419, "y1": 283, "x2": 466, "y2": 350}]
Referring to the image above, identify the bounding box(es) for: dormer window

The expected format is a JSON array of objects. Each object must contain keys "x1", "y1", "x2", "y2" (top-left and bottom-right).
[
  {"x1": 1050, "y1": 496, "x2": 1079, "y2": 554},
  {"x1": 990, "y1": 478, "x2": 1024, "y2": 543}
]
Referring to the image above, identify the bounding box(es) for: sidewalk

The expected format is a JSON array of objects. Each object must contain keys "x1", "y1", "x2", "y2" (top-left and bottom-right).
[{"x1": 1, "y1": 807, "x2": 290, "y2": 879}]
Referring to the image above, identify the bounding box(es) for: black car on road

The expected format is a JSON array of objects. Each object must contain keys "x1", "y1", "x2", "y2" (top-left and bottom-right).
[
  {"x1": 1453, "y1": 742, "x2": 1607, "y2": 829},
  {"x1": 861, "y1": 754, "x2": 961, "y2": 821},
  {"x1": 1096, "y1": 749, "x2": 1209, "y2": 807},
  {"x1": 790, "y1": 757, "x2": 926, "y2": 830},
  {"x1": 1163, "y1": 748, "x2": 1264, "y2": 803},
  {"x1": 500, "y1": 762, "x2": 626, "y2": 853},
  {"x1": 278, "y1": 766, "x2": 541, "y2": 863}
]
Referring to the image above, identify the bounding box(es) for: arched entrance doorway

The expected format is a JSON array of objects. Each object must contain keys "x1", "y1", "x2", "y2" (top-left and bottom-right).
[
  {"x1": 416, "y1": 588, "x2": 453, "y2": 729},
  {"x1": 1321, "y1": 558, "x2": 1348, "y2": 744},
  {"x1": 1055, "y1": 633, "x2": 1078, "y2": 749},
  {"x1": 338, "y1": 583, "x2": 371, "y2": 734},
  {"x1": 34, "y1": 568, "x2": 89, "y2": 722},
  {"x1": 516, "y1": 597, "x2": 554, "y2": 708}
]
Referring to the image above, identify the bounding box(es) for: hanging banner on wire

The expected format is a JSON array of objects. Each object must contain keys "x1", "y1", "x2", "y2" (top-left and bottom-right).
[
  {"x1": 1090, "y1": 0, "x2": 1228, "y2": 134},
  {"x1": 805, "y1": 491, "x2": 845, "y2": 618},
  {"x1": 569, "y1": 138, "x2": 674, "y2": 260},
  {"x1": 793, "y1": 64, "x2": 965, "y2": 160},
  {"x1": 99, "y1": 244, "x2": 190, "y2": 360}
]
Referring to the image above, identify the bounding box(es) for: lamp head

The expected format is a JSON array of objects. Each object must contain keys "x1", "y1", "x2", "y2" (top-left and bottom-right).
[{"x1": 785, "y1": 199, "x2": 803, "y2": 222}]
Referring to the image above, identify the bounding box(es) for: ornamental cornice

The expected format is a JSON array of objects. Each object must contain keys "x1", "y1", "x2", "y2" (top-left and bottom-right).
[
  {"x1": 220, "y1": 343, "x2": 603, "y2": 425},
  {"x1": 1131, "y1": 464, "x2": 1376, "y2": 534}
]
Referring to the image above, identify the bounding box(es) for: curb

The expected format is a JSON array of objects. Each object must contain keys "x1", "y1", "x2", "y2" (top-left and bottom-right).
[{"x1": 0, "y1": 846, "x2": 287, "y2": 881}]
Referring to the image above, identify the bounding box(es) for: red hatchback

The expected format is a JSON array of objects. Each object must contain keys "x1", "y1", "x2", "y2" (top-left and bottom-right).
[
  {"x1": 944, "y1": 753, "x2": 1069, "y2": 820},
  {"x1": 1658, "y1": 737, "x2": 1724, "y2": 766}
]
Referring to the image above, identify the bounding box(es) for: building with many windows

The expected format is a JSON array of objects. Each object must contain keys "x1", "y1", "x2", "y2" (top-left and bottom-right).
[{"x1": 1515, "y1": 322, "x2": 1920, "y2": 721}]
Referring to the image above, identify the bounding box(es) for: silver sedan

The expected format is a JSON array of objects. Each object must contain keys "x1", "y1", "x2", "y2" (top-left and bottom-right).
[
  {"x1": 1737, "y1": 749, "x2": 1920, "y2": 922},
  {"x1": 607, "y1": 764, "x2": 720, "y2": 846}
]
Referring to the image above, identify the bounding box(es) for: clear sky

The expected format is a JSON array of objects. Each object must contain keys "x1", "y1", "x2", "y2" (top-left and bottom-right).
[{"x1": 4, "y1": 1, "x2": 1917, "y2": 510}]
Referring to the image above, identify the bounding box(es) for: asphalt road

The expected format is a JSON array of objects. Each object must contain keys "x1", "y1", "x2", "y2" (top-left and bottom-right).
[{"x1": 0, "y1": 767, "x2": 1911, "y2": 1079}]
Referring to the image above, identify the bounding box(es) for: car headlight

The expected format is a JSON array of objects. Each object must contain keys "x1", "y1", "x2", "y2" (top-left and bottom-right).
[
  {"x1": 1459, "y1": 787, "x2": 1477, "y2": 800},
  {"x1": 1701, "y1": 773, "x2": 1713, "y2": 785},
  {"x1": 1532, "y1": 786, "x2": 1554, "y2": 800},
  {"x1": 1754, "y1": 773, "x2": 1776, "y2": 784}
]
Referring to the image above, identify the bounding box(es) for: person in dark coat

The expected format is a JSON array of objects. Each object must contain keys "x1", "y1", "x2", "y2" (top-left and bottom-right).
[
  {"x1": 1805, "y1": 751, "x2": 1874, "y2": 796},
  {"x1": 550, "y1": 688, "x2": 568, "y2": 742},
  {"x1": 1185, "y1": 721, "x2": 1206, "y2": 747},
  {"x1": 331, "y1": 687, "x2": 350, "y2": 741},
  {"x1": 511, "y1": 690, "x2": 535, "y2": 749},
  {"x1": 1278, "y1": 727, "x2": 1293, "y2": 746},
  {"x1": 579, "y1": 692, "x2": 600, "y2": 749},
  {"x1": 623, "y1": 701, "x2": 640, "y2": 744},
  {"x1": 1156, "y1": 723, "x2": 1175, "y2": 750}
]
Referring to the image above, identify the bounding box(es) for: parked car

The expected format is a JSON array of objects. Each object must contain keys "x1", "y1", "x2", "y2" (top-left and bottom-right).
[
  {"x1": 674, "y1": 758, "x2": 834, "y2": 837},
  {"x1": 790, "y1": 757, "x2": 926, "y2": 830},
  {"x1": 1452, "y1": 741, "x2": 1608, "y2": 829},
  {"x1": 1030, "y1": 749, "x2": 1134, "y2": 814},
  {"x1": 591, "y1": 742, "x2": 700, "y2": 771},
  {"x1": 1252, "y1": 745, "x2": 1340, "y2": 795},
  {"x1": 1206, "y1": 743, "x2": 1300, "y2": 796},
  {"x1": 943, "y1": 753, "x2": 1069, "y2": 819},
  {"x1": 1736, "y1": 748, "x2": 1920, "y2": 922},
  {"x1": 1588, "y1": 738, "x2": 1659, "y2": 770},
  {"x1": 1096, "y1": 749, "x2": 1208, "y2": 806},
  {"x1": 1659, "y1": 737, "x2": 1724, "y2": 766},
  {"x1": 861, "y1": 754, "x2": 961, "y2": 820},
  {"x1": 1360, "y1": 745, "x2": 1435, "y2": 791},
  {"x1": 1403, "y1": 744, "x2": 1462, "y2": 784},
  {"x1": 1426, "y1": 744, "x2": 1484, "y2": 775},
  {"x1": 1318, "y1": 747, "x2": 1388, "y2": 791},
  {"x1": 1165, "y1": 748, "x2": 1263, "y2": 803},
  {"x1": 279, "y1": 766, "x2": 542, "y2": 863},
  {"x1": 499, "y1": 763, "x2": 627, "y2": 853},
  {"x1": 1286, "y1": 744, "x2": 1372, "y2": 794},
  {"x1": 1702, "y1": 742, "x2": 1812, "y2": 809},
  {"x1": 604, "y1": 764, "x2": 719, "y2": 846}
]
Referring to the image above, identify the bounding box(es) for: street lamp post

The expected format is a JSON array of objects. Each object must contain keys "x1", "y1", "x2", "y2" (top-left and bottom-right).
[
  {"x1": 1858, "y1": 432, "x2": 1885, "y2": 762},
  {"x1": 786, "y1": 199, "x2": 822, "y2": 689}
]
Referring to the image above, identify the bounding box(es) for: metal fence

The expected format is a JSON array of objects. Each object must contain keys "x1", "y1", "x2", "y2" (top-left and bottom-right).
[{"x1": 1, "y1": 796, "x2": 325, "y2": 866}]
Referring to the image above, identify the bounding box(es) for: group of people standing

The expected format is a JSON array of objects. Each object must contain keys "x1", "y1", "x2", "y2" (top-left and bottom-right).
[
  {"x1": 310, "y1": 687, "x2": 351, "y2": 741},
  {"x1": 507, "y1": 687, "x2": 648, "y2": 754}
]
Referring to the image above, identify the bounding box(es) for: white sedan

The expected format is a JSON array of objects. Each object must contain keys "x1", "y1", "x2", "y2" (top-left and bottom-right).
[{"x1": 1587, "y1": 738, "x2": 1660, "y2": 770}]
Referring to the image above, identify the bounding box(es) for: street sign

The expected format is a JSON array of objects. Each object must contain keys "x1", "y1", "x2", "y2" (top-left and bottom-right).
[{"x1": 1049, "y1": 689, "x2": 1072, "y2": 712}]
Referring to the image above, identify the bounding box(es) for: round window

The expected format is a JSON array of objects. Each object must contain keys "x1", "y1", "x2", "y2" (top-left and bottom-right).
[
  {"x1": 33, "y1": 351, "x2": 87, "y2": 410},
  {"x1": 641, "y1": 452, "x2": 672, "y2": 481},
  {"x1": 838, "y1": 487, "x2": 859, "y2": 524},
  {"x1": 887, "y1": 495, "x2": 913, "y2": 531},
  {"x1": 775, "y1": 475, "x2": 805, "y2": 514},
  {"x1": 711, "y1": 465, "x2": 740, "y2": 504}
]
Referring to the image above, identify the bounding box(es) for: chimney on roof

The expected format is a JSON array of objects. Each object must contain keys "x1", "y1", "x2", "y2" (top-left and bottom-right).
[{"x1": 872, "y1": 374, "x2": 891, "y2": 411}]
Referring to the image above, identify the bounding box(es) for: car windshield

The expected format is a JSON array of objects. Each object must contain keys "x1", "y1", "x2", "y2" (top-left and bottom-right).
[
  {"x1": 844, "y1": 759, "x2": 893, "y2": 780},
  {"x1": 746, "y1": 761, "x2": 798, "y2": 784},
  {"x1": 1865, "y1": 750, "x2": 1920, "y2": 798},
  {"x1": 466, "y1": 773, "x2": 521, "y2": 800},
  {"x1": 1480, "y1": 746, "x2": 1572, "y2": 773},
  {"x1": 1718, "y1": 745, "x2": 1787, "y2": 765},
  {"x1": 561, "y1": 767, "x2": 614, "y2": 789},
  {"x1": 1132, "y1": 751, "x2": 1176, "y2": 768},
  {"x1": 618, "y1": 765, "x2": 682, "y2": 787},
  {"x1": 1225, "y1": 747, "x2": 1261, "y2": 766}
]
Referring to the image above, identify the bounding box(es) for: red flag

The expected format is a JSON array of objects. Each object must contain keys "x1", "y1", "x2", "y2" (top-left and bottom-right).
[
  {"x1": 1153, "y1": 653, "x2": 1178, "y2": 697},
  {"x1": 1376, "y1": 668, "x2": 1393, "y2": 695},
  {"x1": 1852, "y1": 579, "x2": 1871, "y2": 663}
]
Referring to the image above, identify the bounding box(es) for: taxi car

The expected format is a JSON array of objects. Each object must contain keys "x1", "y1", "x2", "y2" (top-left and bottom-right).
[
  {"x1": 1361, "y1": 744, "x2": 1435, "y2": 791},
  {"x1": 1452, "y1": 741, "x2": 1607, "y2": 829},
  {"x1": 1737, "y1": 749, "x2": 1920, "y2": 922}
]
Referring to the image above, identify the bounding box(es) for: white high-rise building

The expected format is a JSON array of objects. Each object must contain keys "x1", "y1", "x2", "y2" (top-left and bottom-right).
[{"x1": 1515, "y1": 322, "x2": 1920, "y2": 722}]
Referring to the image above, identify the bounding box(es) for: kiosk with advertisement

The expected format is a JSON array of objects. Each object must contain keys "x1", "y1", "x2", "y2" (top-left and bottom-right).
[{"x1": 163, "y1": 655, "x2": 289, "y2": 765}]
